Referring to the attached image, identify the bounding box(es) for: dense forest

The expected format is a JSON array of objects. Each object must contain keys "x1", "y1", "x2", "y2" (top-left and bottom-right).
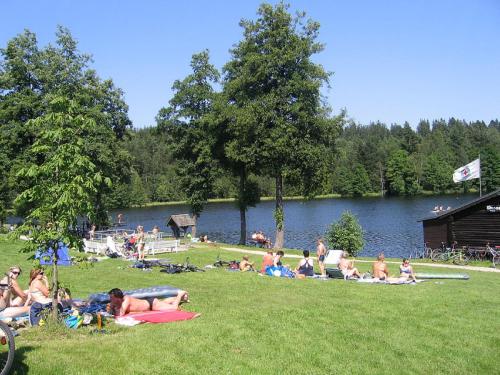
[
  {"x1": 1, "y1": 4, "x2": 499, "y2": 246},
  {"x1": 126, "y1": 118, "x2": 500, "y2": 204}
]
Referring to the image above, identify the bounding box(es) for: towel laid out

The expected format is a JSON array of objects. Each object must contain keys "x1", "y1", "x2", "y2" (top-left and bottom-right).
[{"x1": 115, "y1": 310, "x2": 200, "y2": 325}]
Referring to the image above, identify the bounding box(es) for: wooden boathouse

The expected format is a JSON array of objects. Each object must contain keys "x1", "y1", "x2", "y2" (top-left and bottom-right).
[
  {"x1": 421, "y1": 189, "x2": 500, "y2": 248},
  {"x1": 166, "y1": 214, "x2": 196, "y2": 238}
]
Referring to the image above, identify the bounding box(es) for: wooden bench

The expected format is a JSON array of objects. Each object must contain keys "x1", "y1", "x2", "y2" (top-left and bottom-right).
[
  {"x1": 83, "y1": 239, "x2": 108, "y2": 255},
  {"x1": 146, "y1": 239, "x2": 180, "y2": 255}
]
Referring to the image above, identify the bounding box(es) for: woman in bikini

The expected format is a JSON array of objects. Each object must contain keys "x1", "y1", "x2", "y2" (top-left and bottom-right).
[
  {"x1": 399, "y1": 258, "x2": 417, "y2": 282},
  {"x1": 0, "y1": 266, "x2": 30, "y2": 318},
  {"x1": 0, "y1": 266, "x2": 28, "y2": 310}
]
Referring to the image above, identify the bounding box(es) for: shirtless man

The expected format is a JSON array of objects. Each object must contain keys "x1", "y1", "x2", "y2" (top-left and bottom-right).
[
  {"x1": 239, "y1": 255, "x2": 255, "y2": 272},
  {"x1": 372, "y1": 253, "x2": 389, "y2": 280},
  {"x1": 108, "y1": 288, "x2": 189, "y2": 316},
  {"x1": 338, "y1": 252, "x2": 362, "y2": 279},
  {"x1": 316, "y1": 239, "x2": 327, "y2": 277}
]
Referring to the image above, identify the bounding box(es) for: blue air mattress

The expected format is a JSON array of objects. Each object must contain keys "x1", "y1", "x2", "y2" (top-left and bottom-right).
[{"x1": 88, "y1": 285, "x2": 181, "y2": 303}]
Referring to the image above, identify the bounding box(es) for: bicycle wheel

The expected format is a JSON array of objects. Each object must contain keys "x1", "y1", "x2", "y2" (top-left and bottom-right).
[
  {"x1": 0, "y1": 320, "x2": 15, "y2": 375},
  {"x1": 430, "y1": 249, "x2": 443, "y2": 262}
]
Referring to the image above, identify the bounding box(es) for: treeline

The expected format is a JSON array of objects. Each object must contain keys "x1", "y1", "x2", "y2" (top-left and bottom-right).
[{"x1": 126, "y1": 118, "x2": 500, "y2": 203}]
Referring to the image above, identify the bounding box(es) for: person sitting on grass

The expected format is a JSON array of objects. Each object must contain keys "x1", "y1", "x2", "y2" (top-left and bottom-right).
[
  {"x1": 338, "y1": 252, "x2": 362, "y2": 279},
  {"x1": 399, "y1": 258, "x2": 417, "y2": 282},
  {"x1": 261, "y1": 250, "x2": 274, "y2": 273},
  {"x1": 0, "y1": 266, "x2": 28, "y2": 311},
  {"x1": 274, "y1": 250, "x2": 285, "y2": 267},
  {"x1": 239, "y1": 255, "x2": 255, "y2": 272},
  {"x1": 294, "y1": 250, "x2": 314, "y2": 278},
  {"x1": 372, "y1": 253, "x2": 390, "y2": 280},
  {"x1": 108, "y1": 288, "x2": 189, "y2": 316}
]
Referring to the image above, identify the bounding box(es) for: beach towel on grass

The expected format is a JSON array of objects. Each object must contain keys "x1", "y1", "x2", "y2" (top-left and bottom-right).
[{"x1": 121, "y1": 310, "x2": 200, "y2": 324}]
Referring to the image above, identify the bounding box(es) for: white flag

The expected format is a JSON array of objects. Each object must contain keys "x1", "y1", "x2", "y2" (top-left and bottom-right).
[{"x1": 453, "y1": 158, "x2": 480, "y2": 183}]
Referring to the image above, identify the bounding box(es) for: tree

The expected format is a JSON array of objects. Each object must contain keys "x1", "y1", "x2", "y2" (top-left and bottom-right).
[
  {"x1": 422, "y1": 154, "x2": 453, "y2": 193},
  {"x1": 223, "y1": 3, "x2": 338, "y2": 248},
  {"x1": 481, "y1": 148, "x2": 500, "y2": 193},
  {"x1": 14, "y1": 97, "x2": 109, "y2": 317},
  {"x1": 157, "y1": 51, "x2": 220, "y2": 237},
  {"x1": 386, "y1": 150, "x2": 420, "y2": 196},
  {"x1": 0, "y1": 27, "x2": 132, "y2": 224},
  {"x1": 325, "y1": 211, "x2": 364, "y2": 256}
]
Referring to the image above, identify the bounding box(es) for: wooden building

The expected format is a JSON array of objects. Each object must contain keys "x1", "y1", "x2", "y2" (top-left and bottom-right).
[
  {"x1": 421, "y1": 189, "x2": 500, "y2": 248},
  {"x1": 166, "y1": 214, "x2": 196, "y2": 238}
]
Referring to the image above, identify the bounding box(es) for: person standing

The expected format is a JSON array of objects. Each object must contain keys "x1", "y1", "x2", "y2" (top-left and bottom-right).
[
  {"x1": 136, "y1": 226, "x2": 146, "y2": 260},
  {"x1": 316, "y1": 239, "x2": 327, "y2": 277}
]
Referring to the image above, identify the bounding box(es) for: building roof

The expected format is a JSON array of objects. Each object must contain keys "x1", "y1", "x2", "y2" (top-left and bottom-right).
[
  {"x1": 167, "y1": 214, "x2": 196, "y2": 227},
  {"x1": 420, "y1": 189, "x2": 500, "y2": 222}
]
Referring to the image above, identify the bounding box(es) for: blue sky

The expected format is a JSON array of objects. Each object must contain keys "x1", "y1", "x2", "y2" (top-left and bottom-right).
[{"x1": 2, "y1": 0, "x2": 499, "y2": 128}]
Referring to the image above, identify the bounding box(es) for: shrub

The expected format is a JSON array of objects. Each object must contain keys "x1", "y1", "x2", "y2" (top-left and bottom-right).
[{"x1": 325, "y1": 210, "x2": 364, "y2": 256}]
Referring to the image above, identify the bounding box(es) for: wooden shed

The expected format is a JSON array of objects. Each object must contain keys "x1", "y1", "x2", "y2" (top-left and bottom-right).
[
  {"x1": 421, "y1": 189, "x2": 500, "y2": 248},
  {"x1": 166, "y1": 214, "x2": 196, "y2": 238}
]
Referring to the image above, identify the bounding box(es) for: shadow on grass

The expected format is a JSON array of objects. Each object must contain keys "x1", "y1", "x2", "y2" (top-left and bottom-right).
[{"x1": 10, "y1": 345, "x2": 34, "y2": 375}]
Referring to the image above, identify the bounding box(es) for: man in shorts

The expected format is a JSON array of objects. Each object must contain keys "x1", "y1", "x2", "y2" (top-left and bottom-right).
[
  {"x1": 316, "y1": 239, "x2": 327, "y2": 277},
  {"x1": 108, "y1": 288, "x2": 189, "y2": 316}
]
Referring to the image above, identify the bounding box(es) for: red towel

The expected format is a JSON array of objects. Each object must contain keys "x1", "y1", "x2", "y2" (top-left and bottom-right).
[{"x1": 126, "y1": 310, "x2": 200, "y2": 323}]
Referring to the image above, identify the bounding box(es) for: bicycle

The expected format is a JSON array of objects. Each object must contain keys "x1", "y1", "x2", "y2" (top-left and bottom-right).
[
  {"x1": 0, "y1": 320, "x2": 15, "y2": 375},
  {"x1": 430, "y1": 248, "x2": 470, "y2": 265}
]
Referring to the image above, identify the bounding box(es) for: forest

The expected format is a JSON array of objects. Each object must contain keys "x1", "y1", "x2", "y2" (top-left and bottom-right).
[{"x1": 1, "y1": 4, "x2": 499, "y2": 244}]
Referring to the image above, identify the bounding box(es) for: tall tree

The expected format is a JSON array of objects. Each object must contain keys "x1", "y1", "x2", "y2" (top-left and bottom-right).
[
  {"x1": 0, "y1": 27, "x2": 132, "y2": 223},
  {"x1": 157, "y1": 51, "x2": 220, "y2": 237},
  {"x1": 14, "y1": 97, "x2": 109, "y2": 317},
  {"x1": 223, "y1": 3, "x2": 337, "y2": 248}
]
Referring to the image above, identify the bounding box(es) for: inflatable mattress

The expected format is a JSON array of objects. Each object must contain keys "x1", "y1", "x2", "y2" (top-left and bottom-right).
[{"x1": 88, "y1": 285, "x2": 181, "y2": 304}]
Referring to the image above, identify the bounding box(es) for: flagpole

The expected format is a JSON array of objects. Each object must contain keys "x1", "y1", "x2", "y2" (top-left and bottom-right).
[{"x1": 479, "y1": 153, "x2": 482, "y2": 197}]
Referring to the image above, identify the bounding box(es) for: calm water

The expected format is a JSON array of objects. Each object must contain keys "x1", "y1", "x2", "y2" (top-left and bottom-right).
[{"x1": 110, "y1": 194, "x2": 477, "y2": 258}]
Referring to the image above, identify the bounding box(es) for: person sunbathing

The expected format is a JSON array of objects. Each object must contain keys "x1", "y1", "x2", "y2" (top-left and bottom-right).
[
  {"x1": 0, "y1": 266, "x2": 28, "y2": 311},
  {"x1": 239, "y1": 256, "x2": 255, "y2": 272},
  {"x1": 261, "y1": 250, "x2": 274, "y2": 273},
  {"x1": 294, "y1": 250, "x2": 314, "y2": 277},
  {"x1": 338, "y1": 252, "x2": 362, "y2": 279},
  {"x1": 399, "y1": 258, "x2": 417, "y2": 282},
  {"x1": 372, "y1": 253, "x2": 389, "y2": 280},
  {"x1": 108, "y1": 288, "x2": 189, "y2": 316}
]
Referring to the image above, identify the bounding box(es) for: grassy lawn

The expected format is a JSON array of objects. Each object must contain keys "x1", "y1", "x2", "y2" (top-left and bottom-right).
[{"x1": 1, "y1": 238, "x2": 499, "y2": 375}]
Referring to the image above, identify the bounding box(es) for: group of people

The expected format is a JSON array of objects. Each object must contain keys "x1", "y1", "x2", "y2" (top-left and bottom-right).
[
  {"x1": 251, "y1": 231, "x2": 272, "y2": 248},
  {"x1": 236, "y1": 240, "x2": 417, "y2": 283},
  {"x1": 0, "y1": 266, "x2": 61, "y2": 321}
]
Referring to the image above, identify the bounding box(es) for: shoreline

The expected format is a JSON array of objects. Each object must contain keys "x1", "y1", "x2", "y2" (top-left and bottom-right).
[{"x1": 131, "y1": 189, "x2": 478, "y2": 208}]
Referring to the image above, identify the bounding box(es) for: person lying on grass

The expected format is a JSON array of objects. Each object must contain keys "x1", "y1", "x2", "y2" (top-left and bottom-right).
[
  {"x1": 338, "y1": 252, "x2": 362, "y2": 279},
  {"x1": 108, "y1": 288, "x2": 189, "y2": 316}
]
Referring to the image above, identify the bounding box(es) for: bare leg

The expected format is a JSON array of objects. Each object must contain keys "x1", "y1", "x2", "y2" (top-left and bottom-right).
[
  {"x1": 0, "y1": 305, "x2": 30, "y2": 319},
  {"x1": 152, "y1": 291, "x2": 188, "y2": 311}
]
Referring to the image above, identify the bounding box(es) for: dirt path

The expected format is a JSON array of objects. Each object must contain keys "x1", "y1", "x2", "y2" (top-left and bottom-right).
[{"x1": 211, "y1": 246, "x2": 500, "y2": 273}]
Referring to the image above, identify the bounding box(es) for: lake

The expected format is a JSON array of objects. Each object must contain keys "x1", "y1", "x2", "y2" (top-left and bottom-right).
[{"x1": 110, "y1": 194, "x2": 478, "y2": 258}]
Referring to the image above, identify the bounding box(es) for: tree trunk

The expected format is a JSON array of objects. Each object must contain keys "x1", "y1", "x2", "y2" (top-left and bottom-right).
[
  {"x1": 274, "y1": 173, "x2": 284, "y2": 249},
  {"x1": 239, "y1": 168, "x2": 247, "y2": 245},
  {"x1": 191, "y1": 214, "x2": 198, "y2": 238},
  {"x1": 51, "y1": 243, "x2": 59, "y2": 319}
]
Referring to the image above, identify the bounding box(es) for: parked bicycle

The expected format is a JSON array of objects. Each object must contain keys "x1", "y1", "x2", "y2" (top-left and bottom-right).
[
  {"x1": 430, "y1": 248, "x2": 470, "y2": 265},
  {"x1": 0, "y1": 320, "x2": 15, "y2": 375}
]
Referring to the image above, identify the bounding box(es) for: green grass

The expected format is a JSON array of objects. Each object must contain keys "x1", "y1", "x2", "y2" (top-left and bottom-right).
[{"x1": 1, "y1": 238, "x2": 499, "y2": 374}]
